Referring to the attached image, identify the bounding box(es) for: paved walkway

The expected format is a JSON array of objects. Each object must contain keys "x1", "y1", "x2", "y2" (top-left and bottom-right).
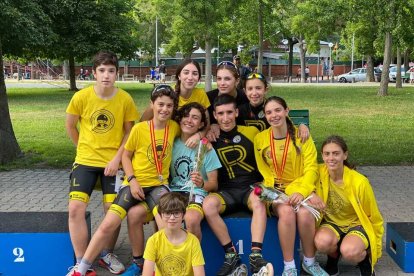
[{"x1": 1, "y1": 166, "x2": 413, "y2": 275}]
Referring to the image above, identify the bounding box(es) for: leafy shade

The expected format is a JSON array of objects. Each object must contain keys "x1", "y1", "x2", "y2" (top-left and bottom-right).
[{"x1": 0, "y1": 0, "x2": 54, "y2": 164}]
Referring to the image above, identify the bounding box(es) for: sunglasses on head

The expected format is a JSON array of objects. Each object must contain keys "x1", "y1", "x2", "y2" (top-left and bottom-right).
[
  {"x1": 247, "y1": 73, "x2": 265, "y2": 80},
  {"x1": 217, "y1": 61, "x2": 237, "y2": 69},
  {"x1": 152, "y1": 84, "x2": 175, "y2": 96}
]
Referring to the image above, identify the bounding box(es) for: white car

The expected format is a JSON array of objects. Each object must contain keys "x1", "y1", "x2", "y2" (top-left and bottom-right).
[
  {"x1": 389, "y1": 66, "x2": 405, "y2": 82},
  {"x1": 338, "y1": 68, "x2": 367, "y2": 83}
]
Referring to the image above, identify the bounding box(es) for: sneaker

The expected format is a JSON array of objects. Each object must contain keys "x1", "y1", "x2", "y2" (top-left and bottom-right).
[
  {"x1": 216, "y1": 252, "x2": 241, "y2": 276},
  {"x1": 302, "y1": 262, "x2": 329, "y2": 276},
  {"x1": 325, "y1": 255, "x2": 340, "y2": 276},
  {"x1": 121, "y1": 263, "x2": 143, "y2": 276},
  {"x1": 249, "y1": 250, "x2": 274, "y2": 274},
  {"x1": 99, "y1": 253, "x2": 125, "y2": 274},
  {"x1": 282, "y1": 268, "x2": 297, "y2": 276},
  {"x1": 358, "y1": 255, "x2": 375, "y2": 276},
  {"x1": 66, "y1": 265, "x2": 81, "y2": 276},
  {"x1": 66, "y1": 265, "x2": 96, "y2": 276}
]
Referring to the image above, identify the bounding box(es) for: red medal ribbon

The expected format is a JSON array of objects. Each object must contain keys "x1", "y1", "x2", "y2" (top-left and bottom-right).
[
  {"x1": 270, "y1": 130, "x2": 290, "y2": 184},
  {"x1": 149, "y1": 120, "x2": 169, "y2": 182}
]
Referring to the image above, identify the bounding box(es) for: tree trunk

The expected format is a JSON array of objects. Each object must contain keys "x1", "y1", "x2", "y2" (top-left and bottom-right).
[
  {"x1": 69, "y1": 54, "x2": 78, "y2": 91},
  {"x1": 378, "y1": 32, "x2": 392, "y2": 96},
  {"x1": 204, "y1": 40, "x2": 212, "y2": 92},
  {"x1": 298, "y1": 36, "x2": 306, "y2": 83},
  {"x1": 0, "y1": 41, "x2": 22, "y2": 164},
  {"x1": 257, "y1": 0, "x2": 264, "y2": 73},
  {"x1": 366, "y1": 55, "x2": 374, "y2": 82},
  {"x1": 396, "y1": 47, "x2": 402, "y2": 88},
  {"x1": 403, "y1": 48, "x2": 409, "y2": 72}
]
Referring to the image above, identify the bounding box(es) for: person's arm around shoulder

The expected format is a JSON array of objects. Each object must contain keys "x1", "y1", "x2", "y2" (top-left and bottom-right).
[
  {"x1": 140, "y1": 105, "x2": 154, "y2": 122},
  {"x1": 65, "y1": 113, "x2": 80, "y2": 146},
  {"x1": 105, "y1": 121, "x2": 134, "y2": 176},
  {"x1": 297, "y1": 124, "x2": 310, "y2": 143}
]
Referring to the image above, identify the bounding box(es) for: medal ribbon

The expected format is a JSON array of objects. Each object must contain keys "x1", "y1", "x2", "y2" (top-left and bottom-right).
[
  {"x1": 270, "y1": 130, "x2": 290, "y2": 184},
  {"x1": 149, "y1": 120, "x2": 169, "y2": 181}
]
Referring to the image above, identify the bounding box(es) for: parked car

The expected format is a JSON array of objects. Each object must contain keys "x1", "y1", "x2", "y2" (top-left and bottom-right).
[
  {"x1": 389, "y1": 66, "x2": 405, "y2": 82},
  {"x1": 338, "y1": 68, "x2": 367, "y2": 83}
]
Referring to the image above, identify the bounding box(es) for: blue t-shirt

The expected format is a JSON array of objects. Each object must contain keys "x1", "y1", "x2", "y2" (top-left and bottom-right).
[{"x1": 170, "y1": 138, "x2": 222, "y2": 196}]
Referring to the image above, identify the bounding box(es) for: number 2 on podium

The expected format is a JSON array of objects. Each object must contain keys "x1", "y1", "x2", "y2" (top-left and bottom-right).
[{"x1": 13, "y1": 247, "x2": 25, "y2": 262}]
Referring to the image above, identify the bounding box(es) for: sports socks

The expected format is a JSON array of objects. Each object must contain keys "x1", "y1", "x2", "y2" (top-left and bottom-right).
[
  {"x1": 223, "y1": 241, "x2": 236, "y2": 253},
  {"x1": 303, "y1": 255, "x2": 316, "y2": 266}
]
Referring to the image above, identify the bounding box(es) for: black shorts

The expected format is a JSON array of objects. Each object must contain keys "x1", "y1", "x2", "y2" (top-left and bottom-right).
[
  {"x1": 211, "y1": 187, "x2": 252, "y2": 215},
  {"x1": 109, "y1": 185, "x2": 170, "y2": 219},
  {"x1": 320, "y1": 221, "x2": 370, "y2": 249},
  {"x1": 69, "y1": 163, "x2": 116, "y2": 203}
]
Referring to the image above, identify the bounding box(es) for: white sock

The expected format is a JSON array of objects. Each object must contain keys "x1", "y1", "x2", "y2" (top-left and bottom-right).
[
  {"x1": 284, "y1": 260, "x2": 296, "y2": 270},
  {"x1": 78, "y1": 259, "x2": 92, "y2": 275},
  {"x1": 303, "y1": 255, "x2": 315, "y2": 266}
]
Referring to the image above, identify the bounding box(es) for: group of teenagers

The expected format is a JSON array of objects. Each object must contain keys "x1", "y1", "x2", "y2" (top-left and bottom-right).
[{"x1": 66, "y1": 50, "x2": 384, "y2": 276}]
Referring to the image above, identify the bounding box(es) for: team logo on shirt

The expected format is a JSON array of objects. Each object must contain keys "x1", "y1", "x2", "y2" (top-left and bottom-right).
[
  {"x1": 258, "y1": 111, "x2": 265, "y2": 118},
  {"x1": 327, "y1": 189, "x2": 343, "y2": 215},
  {"x1": 233, "y1": 135, "x2": 241, "y2": 143},
  {"x1": 147, "y1": 139, "x2": 172, "y2": 164},
  {"x1": 173, "y1": 156, "x2": 192, "y2": 183},
  {"x1": 158, "y1": 254, "x2": 186, "y2": 275},
  {"x1": 91, "y1": 109, "x2": 115, "y2": 133}
]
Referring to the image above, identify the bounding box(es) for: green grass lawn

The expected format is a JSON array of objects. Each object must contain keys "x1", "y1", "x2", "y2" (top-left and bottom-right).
[{"x1": 3, "y1": 83, "x2": 414, "y2": 169}]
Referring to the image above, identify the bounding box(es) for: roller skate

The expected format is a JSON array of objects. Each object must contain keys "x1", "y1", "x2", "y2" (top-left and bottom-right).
[
  {"x1": 250, "y1": 250, "x2": 274, "y2": 276},
  {"x1": 216, "y1": 251, "x2": 247, "y2": 276}
]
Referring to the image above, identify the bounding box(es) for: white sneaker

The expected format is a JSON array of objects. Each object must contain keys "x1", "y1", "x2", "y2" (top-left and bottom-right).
[
  {"x1": 66, "y1": 264, "x2": 79, "y2": 276},
  {"x1": 99, "y1": 253, "x2": 125, "y2": 274}
]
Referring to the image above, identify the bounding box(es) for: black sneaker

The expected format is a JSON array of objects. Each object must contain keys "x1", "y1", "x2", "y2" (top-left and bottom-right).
[
  {"x1": 325, "y1": 255, "x2": 339, "y2": 276},
  {"x1": 249, "y1": 250, "x2": 273, "y2": 274},
  {"x1": 216, "y1": 252, "x2": 241, "y2": 276},
  {"x1": 358, "y1": 254, "x2": 375, "y2": 276}
]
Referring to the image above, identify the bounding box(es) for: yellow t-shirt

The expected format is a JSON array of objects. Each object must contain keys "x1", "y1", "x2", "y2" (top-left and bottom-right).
[
  {"x1": 124, "y1": 120, "x2": 180, "y2": 187},
  {"x1": 143, "y1": 229, "x2": 205, "y2": 276},
  {"x1": 66, "y1": 86, "x2": 139, "y2": 167},
  {"x1": 178, "y1": 88, "x2": 210, "y2": 109},
  {"x1": 325, "y1": 179, "x2": 361, "y2": 232}
]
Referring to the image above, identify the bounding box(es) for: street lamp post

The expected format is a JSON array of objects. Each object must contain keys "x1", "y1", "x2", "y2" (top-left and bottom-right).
[
  {"x1": 217, "y1": 35, "x2": 220, "y2": 65},
  {"x1": 155, "y1": 17, "x2": 158, "y2": 67},
  {"x1": 328, "y1": 42, "x2": 333, "y2": 83},
  {"x1": 282, "y1": 39, "x2": 289, "y2": 82}
]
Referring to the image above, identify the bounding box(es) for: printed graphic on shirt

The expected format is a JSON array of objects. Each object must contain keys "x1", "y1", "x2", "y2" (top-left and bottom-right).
[
  {"x1": 326, "y1": 189, "x2": 344, "y2": 215},
  {"x1": 91, "y1": 109, "x2": 115, "y2": 133},
  {"x1": 158, "y1": 254, "x2": 187, "y2": 275},
  {"x1": 244, "y1": 119, "x2": 267, "y2": 132},
  {"x1": 216, "y1": 145, "x2": 255, "y2": 179},
  {"x1": 146, "y1": 139, "x2": 172, "y2": 165},
  {"x1": 173, "y1": 155, "x2": 193, "y2": 182}
]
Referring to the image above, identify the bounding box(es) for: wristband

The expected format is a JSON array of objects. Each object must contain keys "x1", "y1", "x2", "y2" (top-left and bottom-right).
[{"x1": 127, "y1": 175, "x2": 136, "y2": 183}]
